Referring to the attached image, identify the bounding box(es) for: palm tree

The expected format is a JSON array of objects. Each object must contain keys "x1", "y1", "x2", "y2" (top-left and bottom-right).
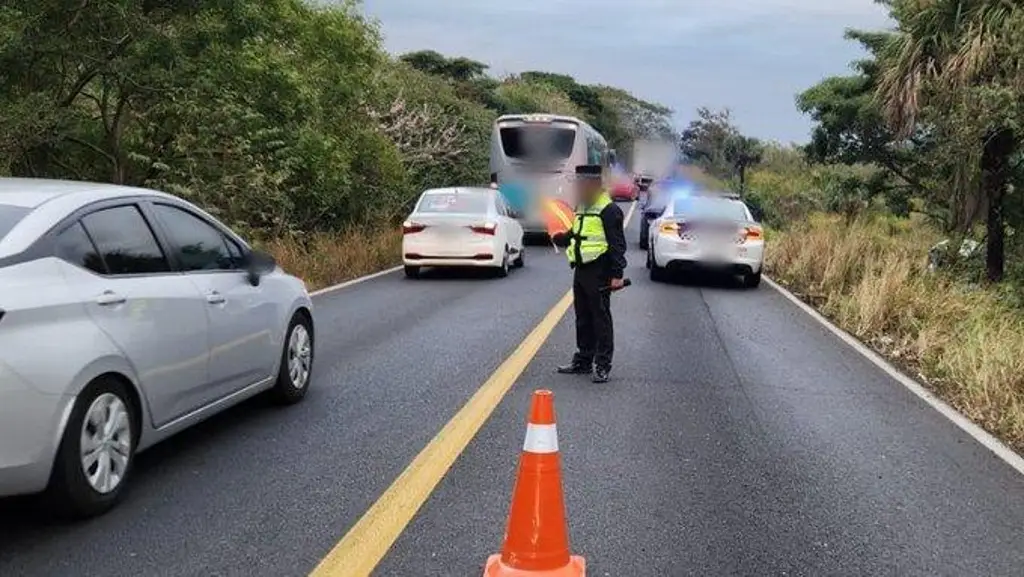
[
  {"x1": 725, "y1": 134, "x2": 763, "y2": 193},
  {"x1": 875, "y1": 0, "x2": 1024, "y2": 281}
]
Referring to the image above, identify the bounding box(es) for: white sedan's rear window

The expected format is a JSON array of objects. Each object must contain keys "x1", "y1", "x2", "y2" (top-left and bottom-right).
[
  {"x1": 417, "y1": 193, "x2": 489, "y2": 214},
  {"x1": 674, "y1": 197, "x2": 748, "y2": 221}
]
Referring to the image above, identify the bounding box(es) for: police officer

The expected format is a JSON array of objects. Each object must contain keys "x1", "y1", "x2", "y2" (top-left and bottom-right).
[{"x1": 552, "y1": 165, "x2": 628, "y2": 383}]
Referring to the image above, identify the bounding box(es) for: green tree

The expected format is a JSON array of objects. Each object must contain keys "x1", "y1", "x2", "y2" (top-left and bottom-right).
[
  {"x1": 596, "y1": 86, "x2": 674, "y2": 145},
  {"x1": 875, "y1": 0, "x2": 1024, "y2": 281},
  {"x1": 725, "y1": 134, "x2": 763, "y2": 192},
  {"x1": 796, "y1": 30, "x2": 930, "y2": 221},
  {"x1": 679, "y1": 107, "x2": 760, "y2": 187},
  {"x1": 520, "y1": 71, "x2": 625, "y2": 146},
  {"x1": 399, "y1": 50, "x2": 488, "y2": 82},
  {"x1": 493, "y1": 78, "x2": 583, "y2": 117}
]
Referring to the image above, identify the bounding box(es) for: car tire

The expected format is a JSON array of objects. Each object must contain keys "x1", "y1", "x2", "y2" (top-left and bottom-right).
[
  {"x1": 743, "y1": 270, "x2": 762, "y2": 288},
  {"x1": 650, "y1": 259, "x2": 668, "y2": 283},
  {"x1": 513, "y1": 245, "x2": 525, "y2": 268},
  {"x1": 269, "y1": 312, "x2": 314, "y2": 405},
  {"x1": 496, "y1": 248, "x2": 510, "y2": 278},
  {"x1": 48, "y1": 376, "x2": 138, "y2": 519},
  {"x1": 403, "y1": 265, "x2": 420, "y2": 279}
]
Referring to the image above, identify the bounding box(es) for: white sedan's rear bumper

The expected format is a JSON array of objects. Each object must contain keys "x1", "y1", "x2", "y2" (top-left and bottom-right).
[
  {"x1": 653, "y1": 235, "x2": 764, "y2": 273},
  {"x1": 403, "y1": 256, "x2": 503, "y2": 268},
  {"x1": 403, "y1": 236, "x2": 504, "y2": 268}
]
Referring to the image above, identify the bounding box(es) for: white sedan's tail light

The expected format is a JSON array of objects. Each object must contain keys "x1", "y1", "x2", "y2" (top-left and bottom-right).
[
  {"x1": 402, "y1": 221, "x2": 426, "y2": 234},
  {"x1": 468, "y1": 222, "x2": 497, "y2": 235},
  {"x1": 741, "y1": 225, "x2": 763, "y2": 242}
]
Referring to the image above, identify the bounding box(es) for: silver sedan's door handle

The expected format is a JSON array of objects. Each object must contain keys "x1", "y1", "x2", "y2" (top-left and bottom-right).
[
  {"x1": 206, "y1": 291, "x2": 225, "y2": 304},
  {"x1": 95, "y1": 290, "x2": 126, "y2": 306}
]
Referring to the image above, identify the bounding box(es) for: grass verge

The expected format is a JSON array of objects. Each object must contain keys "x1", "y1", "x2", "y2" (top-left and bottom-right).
[
  {"x1": 262, "y1": 228, "x2": 402, "y2": 291},
  {"x1": 766, "y1": 213, "x2": 1024, "y2": 452}
]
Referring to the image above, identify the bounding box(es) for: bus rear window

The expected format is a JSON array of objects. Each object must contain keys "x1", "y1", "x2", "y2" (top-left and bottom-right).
[
  {"x1": 500, "y1": 126, "x2": 576, "y2": 161},
  {"x1": 0, "y1": 204, "x2": 29, "y2": 242}
]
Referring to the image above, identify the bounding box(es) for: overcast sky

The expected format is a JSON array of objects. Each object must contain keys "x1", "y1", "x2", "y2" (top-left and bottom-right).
[{"x1": 356, "y1": 0, "x2": 893, "y2": 144}]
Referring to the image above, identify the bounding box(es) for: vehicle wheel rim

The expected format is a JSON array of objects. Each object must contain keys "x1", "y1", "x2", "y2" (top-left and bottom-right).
[
  {"x1": 80, "y1": 393, "x2": 132, "y2": 494},
  {"x1": 288, "y1": 324, "x2": 312, "y2": 389}
]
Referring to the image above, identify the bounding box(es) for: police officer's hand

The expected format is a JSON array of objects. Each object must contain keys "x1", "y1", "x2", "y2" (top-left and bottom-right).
[
  {"x1": 609, "y1": 278, "x2": 625, "y2": 291},
  {"x1": 551, "y1": 232, "x2": 571, "y2": 248}
]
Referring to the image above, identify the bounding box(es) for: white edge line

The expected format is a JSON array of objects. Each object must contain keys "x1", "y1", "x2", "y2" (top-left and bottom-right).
[
  {"x1": 764, "y1": 275, "x2": 1024, "y2": 477},
  {"x1": 309, "y1": 265, "x2": 403, "y2": 298}
]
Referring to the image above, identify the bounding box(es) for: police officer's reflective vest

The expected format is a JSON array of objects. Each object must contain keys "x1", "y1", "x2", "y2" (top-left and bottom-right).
[{"x1": 567, "y1": 191, "x2": 612, "y2": 265}]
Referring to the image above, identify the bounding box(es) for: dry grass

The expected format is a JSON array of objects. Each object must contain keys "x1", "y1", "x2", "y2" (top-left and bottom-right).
[
  {"x1": 261, "y1": 227, "x2": 402, "y2": 291},
  {"x1": 767, "y1": 213, "x2": 1024, "y2": 451}
]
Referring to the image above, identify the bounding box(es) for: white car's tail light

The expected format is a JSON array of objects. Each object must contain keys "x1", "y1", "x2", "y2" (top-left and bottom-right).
[
  {"x1": 468, "y1": 222, "x2": 497, "y2": 235},
  {"x1": 741, "y1": 225, "x2": 763, "y2": 242},
  {"x1": 402, "y1": 221, "x2": 426, "y2": 234}
]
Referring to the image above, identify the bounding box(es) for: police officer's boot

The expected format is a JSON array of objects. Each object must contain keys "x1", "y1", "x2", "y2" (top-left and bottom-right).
[
  {"x1": 556, "y1": 360, "x2": 592, "y2": 375},
  {"x1": 592, "y1": 367, "x2": 610, "y2": 383}
]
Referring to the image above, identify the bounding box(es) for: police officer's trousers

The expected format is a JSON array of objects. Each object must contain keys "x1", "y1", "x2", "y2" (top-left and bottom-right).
[{"x1": 571, "y1": 261, "x2": 613, "y2": 370}]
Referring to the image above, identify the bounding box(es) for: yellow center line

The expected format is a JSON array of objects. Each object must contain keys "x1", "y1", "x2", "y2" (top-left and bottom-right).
[{"x1": 309, "y1": 200, "x2": 636, "y2": 577}]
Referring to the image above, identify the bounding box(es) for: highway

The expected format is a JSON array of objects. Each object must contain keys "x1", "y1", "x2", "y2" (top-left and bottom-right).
[{"x1": 3, "y1": 202, "x2": 1024, "y2": 576}]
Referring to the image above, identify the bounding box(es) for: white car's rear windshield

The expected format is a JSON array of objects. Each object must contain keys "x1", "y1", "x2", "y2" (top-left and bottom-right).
[
  {"x1": 0, "y1": 204, "x2": 30, "y2": 241},
  {"x1": 674, "y1": 197, "x2": 748, "y2": 221},
  {"x1": 417, "y1": 193, "x2": 489, "y2": 214}
]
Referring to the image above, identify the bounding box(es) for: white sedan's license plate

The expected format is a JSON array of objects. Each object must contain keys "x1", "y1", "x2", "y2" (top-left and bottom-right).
[
  {"x1": 434, "y1": 225, "x2": 462, "y2": 237},
  {"x1": 704, "y1": 243, "x2": 734, "y2": 261}
]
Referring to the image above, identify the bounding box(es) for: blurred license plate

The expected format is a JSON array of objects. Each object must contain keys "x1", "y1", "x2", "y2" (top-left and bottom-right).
[
  {"x1": 705, "y1": 242, "x2": 733, "y2": 260},
  {"x1": 435, "y1": 225, "x2": 461, "y2": 236}
]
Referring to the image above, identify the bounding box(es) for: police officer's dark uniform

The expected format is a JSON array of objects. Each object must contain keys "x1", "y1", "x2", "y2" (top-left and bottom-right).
[{"x1": 552, "y1": 165, "x2": 628, "y2": 383}]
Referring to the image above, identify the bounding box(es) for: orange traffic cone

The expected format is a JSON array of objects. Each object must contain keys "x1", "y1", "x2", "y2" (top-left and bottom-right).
[{"x1": 484, "y1": 390, "x2": 586, "y2": 576}]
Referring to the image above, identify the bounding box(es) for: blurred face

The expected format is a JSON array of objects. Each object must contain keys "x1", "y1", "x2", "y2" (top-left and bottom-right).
[{"x1": 575, "y1": 178, "x2": 602, "y2": 204}]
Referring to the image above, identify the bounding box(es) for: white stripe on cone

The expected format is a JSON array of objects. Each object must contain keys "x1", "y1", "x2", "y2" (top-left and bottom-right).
[{"x1": 523, "y1": 423, "x2": 558, "y2": 453}]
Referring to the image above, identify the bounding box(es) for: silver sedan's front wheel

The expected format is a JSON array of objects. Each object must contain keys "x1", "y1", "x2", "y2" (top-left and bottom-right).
[
  {"x1": 287, "y1": 323, "x2": 312, "y2": 390},
  {"x1": 271, "y1": 312, "x2": 314, "y2": 405}
]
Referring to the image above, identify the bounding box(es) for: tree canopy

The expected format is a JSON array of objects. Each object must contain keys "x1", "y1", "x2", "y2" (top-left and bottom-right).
[
  {"x1": 0, "y1": 1, "x2": 674, "y2": 237},
  {"x1": 793, "y1": 0, "x2": 1024, "y2": 281}
]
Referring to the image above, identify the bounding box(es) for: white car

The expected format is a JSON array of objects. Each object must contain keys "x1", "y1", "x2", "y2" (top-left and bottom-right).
[
  {"x1": 647, "y1": 193, "x2": 764, "y2": 287},
  {"x1": 0, "y1": 178, "x2": 314, "y2": 517},
  {"x1": 402, "y1": 187, "x2": 525, "y2": 278}
]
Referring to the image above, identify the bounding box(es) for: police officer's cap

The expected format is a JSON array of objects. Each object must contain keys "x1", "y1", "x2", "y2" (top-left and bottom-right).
[{"x1": 575, "y1": 164, "x2": 602, "y2": 179}]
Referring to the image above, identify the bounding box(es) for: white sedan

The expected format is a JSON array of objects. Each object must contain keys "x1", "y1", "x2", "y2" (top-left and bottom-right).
[
  {"x1": 402, "y1": 187, "x2": 525, "y2": 278},
  {"x1": 647, "y1": 193, "x2": 764, "y2": 287}
]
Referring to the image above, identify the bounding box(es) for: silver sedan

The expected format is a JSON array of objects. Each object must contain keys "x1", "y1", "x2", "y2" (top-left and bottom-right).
[{"x1": 0, "y1": 178, "x2": 314, "y2": 517}]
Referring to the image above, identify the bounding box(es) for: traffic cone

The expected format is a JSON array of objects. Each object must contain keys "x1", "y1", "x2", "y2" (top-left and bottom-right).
[{"x1": 484, "y1": 390, "x2": 586, "y2": 576}]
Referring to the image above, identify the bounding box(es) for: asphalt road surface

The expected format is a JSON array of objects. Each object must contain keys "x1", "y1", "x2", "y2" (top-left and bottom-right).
[{"x1": 3, "y1": 202, "x2": 1024, "y2": 576}]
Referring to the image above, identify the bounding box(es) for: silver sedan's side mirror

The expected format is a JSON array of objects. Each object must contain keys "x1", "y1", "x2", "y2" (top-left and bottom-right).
[{"x1": 245, "y1": 249, "x2": 276, "y2": 286}]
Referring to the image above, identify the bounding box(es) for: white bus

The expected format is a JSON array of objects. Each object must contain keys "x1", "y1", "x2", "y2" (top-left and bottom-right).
[{"x1": 489, "y1": 113, "x2": 614, "y2": 235}]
